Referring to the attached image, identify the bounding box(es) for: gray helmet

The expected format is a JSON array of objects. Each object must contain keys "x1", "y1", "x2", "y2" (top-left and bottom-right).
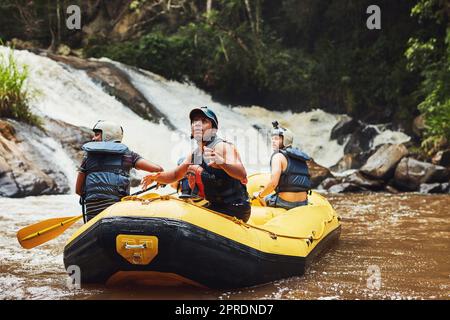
[
  {"x1": 92, "y1": 120, "x2": 123, "y2": 142},
  {"x1": 272, "y1": 121, "x2": 294, "y2": 148}
]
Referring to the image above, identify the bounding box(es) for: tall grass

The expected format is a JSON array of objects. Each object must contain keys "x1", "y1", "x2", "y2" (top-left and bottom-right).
[{"x1": 0, "y1": 47, "x2": 41, "y2": 126}]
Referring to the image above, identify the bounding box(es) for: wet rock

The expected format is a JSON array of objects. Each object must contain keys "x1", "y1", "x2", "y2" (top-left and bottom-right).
[
  {"x1": 318, "y1": 177, "x2": 341, "y2": 190},
  {"x1": 0, "y1": 144, "x2": 58, "y2": 198},
  {"x1": 432, "y1": 150, "x2": 450, "y2": 167},
  {"x1": 0, "y1": 172, "x2": 21, "y2": 197},
  {"x1": 394, "y1": 157, "x2": 450, "y2": 191},
  {"x1": 330, "y1": 116, "x2": 362, "y2": 142},
  {"x1": 0, "y1": 120, "x2": 17, "y2": 142},
  {"x1": 330, "y1": 154, "x2": 358, "y2": 172},
  {"x1": 343, "y1": 171, "x2": 384, "y2": 191},
  {"x1": 419, "y1": 183, "x2": 447, "y2": 194},
  {"x1": 44, "y1": 117, "x2": 92, "y2": 163},
  {"x1": 6, "y1": 38, "x2": 39, "y2": 50},
  {"x1": 443, "y1": 183, "x2": 450, "y2": 193},
  {"x1": 44, "y1": 53, "x2": 175, "y2": 130},
  {"x1": 361, "y1": 144, "x2": 409, "y2": 180},
  {"x1": 56, "y1": 44, "x2": 72, "y2": 56},
  {"x1": 328, "y1": 183, "x2": 367, "y2": 193},
  {"x1": 0, "y1": 119, "x2": 71, "y2": 197},
  {"x1": 385, "y1": 185, "x2": 400, "y2": 194},
  {"x1": 331, "y1": 149, "x2": 377, "y2": 172},
  {"x1": 412, "y1": 115, "x2": 426, "y2": 138},
  {"x1": 307, "y1": 160, "x2": 332, "y2": 188},
  {"x1": 343, "y1": 126, "x2": 378, "y2": 155}
]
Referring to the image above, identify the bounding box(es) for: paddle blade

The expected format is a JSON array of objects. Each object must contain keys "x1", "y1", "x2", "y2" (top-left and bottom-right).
[{"x1": 17, "y1": 215, "x2": 82, "y2": 249}]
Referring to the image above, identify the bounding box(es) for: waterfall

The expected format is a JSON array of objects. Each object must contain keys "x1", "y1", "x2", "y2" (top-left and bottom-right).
[
  {"x1": 2, "y1": 46, "x2": 411, "y2": 186},
  {"x1": 107, "y1": 60, "x2": 348, "y2": 168}
]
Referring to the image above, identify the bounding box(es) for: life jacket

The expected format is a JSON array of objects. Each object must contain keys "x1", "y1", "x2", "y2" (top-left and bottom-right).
[
  {"x1": 271, "y1": 147, "x2": 312, "y2": 193},
  {"x1": 190, "y1": 136, "x2": 249, "y2": 205},
  {"x1": 82, "y1": 141, "x2": 131, "y2": 202}
]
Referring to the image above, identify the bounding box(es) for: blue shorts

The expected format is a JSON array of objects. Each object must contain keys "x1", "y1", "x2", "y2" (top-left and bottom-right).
[{"x1": 264, "y1": 194, "x2": 308, "y2": 210}]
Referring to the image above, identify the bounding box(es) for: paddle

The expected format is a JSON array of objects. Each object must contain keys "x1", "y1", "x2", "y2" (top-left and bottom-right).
[{"x1": 17, "y1": 184, "x2": 162, "y2": 249}]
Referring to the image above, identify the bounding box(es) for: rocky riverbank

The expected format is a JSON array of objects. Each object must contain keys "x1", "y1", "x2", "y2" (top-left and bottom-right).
[
  {"x1": 0, "y1": 118, "x2": 91, "y2": 197},
  {"x1": 308, "y1": 117, "x2": 450, "y2": 194}
]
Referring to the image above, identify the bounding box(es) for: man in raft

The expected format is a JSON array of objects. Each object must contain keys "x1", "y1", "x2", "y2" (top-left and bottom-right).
[
  {"x1": 76, "y1": 120, "x2": 163, "y2": 222},
  {"x1": 253, "y1": 121, "x2": 312, "y2": 209},
  {"x1": 141, "y1": 107, "x2": 251, "y2": 222}
]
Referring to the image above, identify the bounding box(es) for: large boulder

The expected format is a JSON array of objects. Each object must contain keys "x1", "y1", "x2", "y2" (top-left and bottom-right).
[
  {"x1": 0, "y1": 119, "x2": 83, "y2": 197},
  {"x1": 44, "y1": 117, "x2": 92, "y2": 163},
  {"x1": 330, "y1": 116, "x2": 362, "y2": 142},
  {"x1": 343, "y1": 125, "x2": 379, "y2": 155},
  {"x1": 342, "y1": 171, "x2": 385, "y2": 191},
  {"x1": 419, "y1": 183, "x2": 449, "y2": 194},
  {"x1": 331, "y1": 154, "x2": 363, "y2": 172},
  {"x1": 412, "y1": 115, "x2": 426, "y2": 138},
  {"x1": 0, "y1": 134, "x2": 60, "y2": 197},
  {"x1": 361, "y1": 144, "x2": 409, "y2": 180},
  {"x1": 318, "y1": 177, "x2": 341, "y2": 190},
  {"x1": 328, "y1": 182, "x2": 367, "y2": 193},
  {"x1": 307, "y1": 160, "x2": 332, "y2": 188},
  {"x1": 432, "y1": 150, "x2": 450, "y2": 167},
  {"x1": 394, "y1": 157, "x2": 450, "y2": 191}
]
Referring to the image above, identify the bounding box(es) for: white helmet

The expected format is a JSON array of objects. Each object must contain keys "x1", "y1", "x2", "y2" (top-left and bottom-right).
[
  {"x1": 92, "y1": 120, "x2": 123, "y2": 142},
  {"x1": 271, "y1": 121, "x2": 294, "y2": 148}
]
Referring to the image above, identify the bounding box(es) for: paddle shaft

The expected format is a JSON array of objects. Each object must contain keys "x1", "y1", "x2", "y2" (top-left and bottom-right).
[{"x1": 19, "y1": 184, "x2": 162, "y2": 244}]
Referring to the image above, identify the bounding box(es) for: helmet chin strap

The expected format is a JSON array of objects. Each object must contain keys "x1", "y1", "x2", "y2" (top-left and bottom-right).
[{"x1": 191, "y1": 130, "x2": 217, "y2": 143}]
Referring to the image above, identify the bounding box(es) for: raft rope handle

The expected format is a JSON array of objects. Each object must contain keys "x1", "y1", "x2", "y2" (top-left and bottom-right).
[
  {"x1": 125, "y1": 195, "x2": 337, "y2": 242},
  {"x1": 125, "y1": 243, "x2": 147, "y2": 249}
]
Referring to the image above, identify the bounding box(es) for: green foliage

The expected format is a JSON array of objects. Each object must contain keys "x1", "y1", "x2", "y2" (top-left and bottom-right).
[
  {"x1": 3, "y1": 0, "x2": 448, "y2": 141},
  {"x1": 405, "y1": 0, "x2": 449, "y2": 150},
  {"x1": 0, "y1": 48, "x2": 41, "y2": 127}
]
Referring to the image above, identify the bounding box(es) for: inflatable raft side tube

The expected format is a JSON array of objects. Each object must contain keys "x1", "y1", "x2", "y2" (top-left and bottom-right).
[{"x1": 64, "y1": 216, "x2": 340, "y2": 289}]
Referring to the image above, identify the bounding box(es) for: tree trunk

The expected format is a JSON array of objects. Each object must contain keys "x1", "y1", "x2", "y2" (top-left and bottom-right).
[
  {"x1": 244, "y1": 0, "x2": 255, "y2": 35},
  {"x1": 56, "y1": 0, "x2": 61, "y2": 47},
  {"x1": 255, "y1": 0, "x2": 261, "y2": 35}
]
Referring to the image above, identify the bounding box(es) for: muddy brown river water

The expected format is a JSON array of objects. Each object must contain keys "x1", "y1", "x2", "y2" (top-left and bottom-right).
[{"x1": 1, "y1": 193, "x2": 449, "y2": 300}]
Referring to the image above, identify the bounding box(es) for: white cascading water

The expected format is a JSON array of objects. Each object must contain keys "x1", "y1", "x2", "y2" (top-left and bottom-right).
[
  {"x1": 2, "y1": 46, "x2": 411, "y2": 183},
  {"x1": 108, "y1": 60, "x2": 346, "y2": 168},
  {"x1": 2, "y1": 46, "x2": 178, "y2": 184},
  {"x1": 106, "y1": 59, "x2": 274, "y2": 172},
  {"x1": 108, "y1": 60, "x2": 410, "y2": 168}
]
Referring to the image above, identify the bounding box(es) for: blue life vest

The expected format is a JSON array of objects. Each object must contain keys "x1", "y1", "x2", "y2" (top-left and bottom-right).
[
  {"x1": 271, "y1": 147, "x2": 312, "y2": 193},
  {"x1": 191, "y1": 137, "x2": 249, "y2": 205},
  {"x1": 82, "y1": 141, "x2": 131, "y2": 202}
]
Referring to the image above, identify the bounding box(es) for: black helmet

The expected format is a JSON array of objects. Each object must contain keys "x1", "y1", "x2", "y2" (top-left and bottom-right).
[{"x1": 189, "y1": 107, "x2": 218, "y2": 129}]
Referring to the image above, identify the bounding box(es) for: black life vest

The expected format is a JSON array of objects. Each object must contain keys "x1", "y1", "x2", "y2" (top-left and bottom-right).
[
  {"x1": 191, "y1": 137, "x2": 249, "y2": 205},
  {"x1": 271, "y1": 147, "x2": 312, "y2": 193},
  {"x1": 82, "y1": 141, "x2": 131, "y2": 202}
]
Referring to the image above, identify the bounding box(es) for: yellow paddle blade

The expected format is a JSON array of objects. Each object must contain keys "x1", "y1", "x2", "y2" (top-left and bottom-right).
[
  {"x1": 250, "y1": 197, "x2": 265, "y2": 207},
  {"x1": 17, "y1": 215, "x2": 83, "y2": 249}
]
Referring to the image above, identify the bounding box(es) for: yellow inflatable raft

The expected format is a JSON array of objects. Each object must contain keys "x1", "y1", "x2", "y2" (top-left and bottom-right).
[{"x1": 63, "y1": 173, "x2": 341, "y2": 289}]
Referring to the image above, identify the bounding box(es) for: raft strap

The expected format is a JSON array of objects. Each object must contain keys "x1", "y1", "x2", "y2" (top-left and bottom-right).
[{"x1": 123, "y1": 195, "x2": 336, "y2": 243}]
